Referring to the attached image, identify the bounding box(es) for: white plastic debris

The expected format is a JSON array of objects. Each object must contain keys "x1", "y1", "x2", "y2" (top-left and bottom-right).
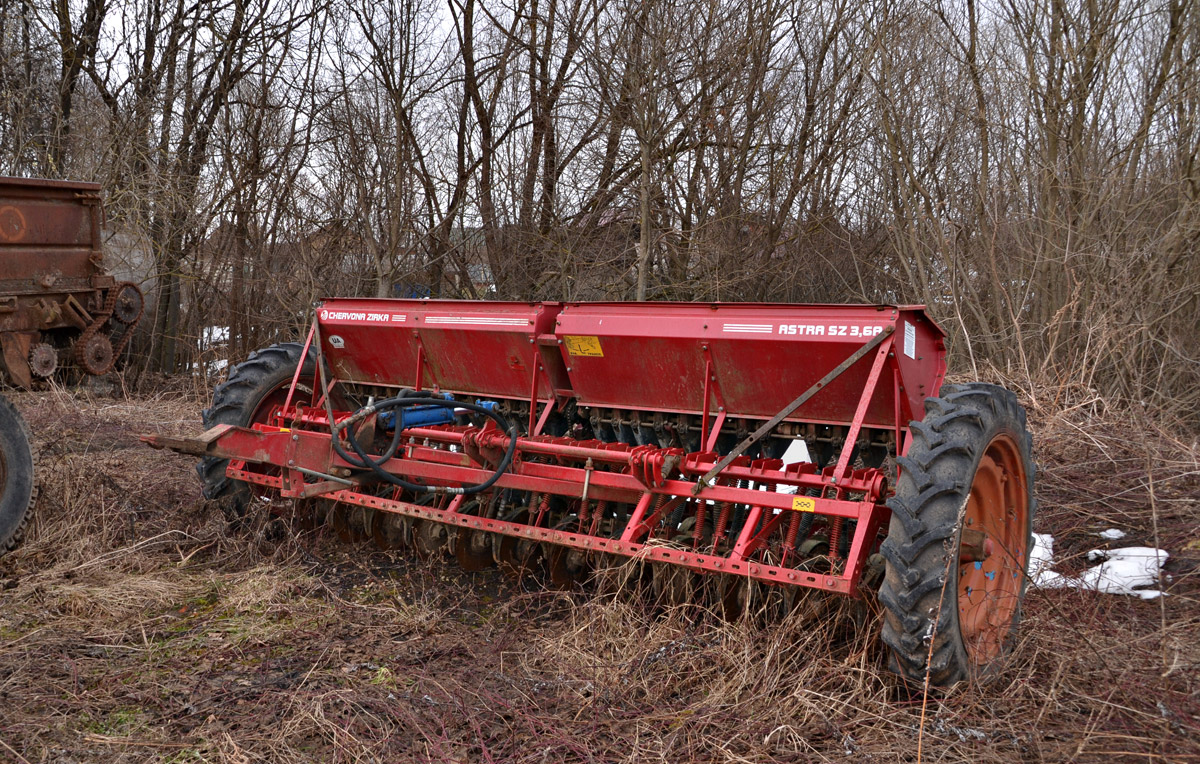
[{"x1": 1099, "y1": 528, "x2": 1126, "y2": 540}]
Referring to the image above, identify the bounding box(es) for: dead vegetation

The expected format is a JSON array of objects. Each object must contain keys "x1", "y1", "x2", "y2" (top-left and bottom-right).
[{"x1": 0, "y1": 387, "x2": 1197, "y2": 763}]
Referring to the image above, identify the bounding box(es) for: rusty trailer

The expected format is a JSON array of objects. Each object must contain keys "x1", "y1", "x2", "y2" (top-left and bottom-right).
[{"x1": 0, "y1": 176, "x2": 143, "y2": 386}]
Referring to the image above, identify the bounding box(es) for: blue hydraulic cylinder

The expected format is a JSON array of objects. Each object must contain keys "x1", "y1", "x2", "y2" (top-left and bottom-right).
[
  {"x1": 377, "y1": 396, "x2": 501, "y2": 431},
  {"x1": 378, "y1": 393, "x2": 456, "y2": 431}
]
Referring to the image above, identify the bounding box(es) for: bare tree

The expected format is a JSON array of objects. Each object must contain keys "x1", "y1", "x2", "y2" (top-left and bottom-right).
[{"x1": 0, "y1": 0, "x2": 1194, "y2": 421}]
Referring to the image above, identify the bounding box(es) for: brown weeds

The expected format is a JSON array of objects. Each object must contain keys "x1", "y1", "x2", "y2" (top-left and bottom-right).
[{"x1": 0, "y1": 387, "x2": 1196, "y2": 762}]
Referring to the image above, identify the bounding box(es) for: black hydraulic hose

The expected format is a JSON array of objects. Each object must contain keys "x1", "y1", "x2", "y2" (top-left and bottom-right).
[
  {"x1": 330, "y1": 396, "x2": 518, "y2": 496},
  {"x1": 334, "y1": 388, "x2": 425, "y2": 469}
]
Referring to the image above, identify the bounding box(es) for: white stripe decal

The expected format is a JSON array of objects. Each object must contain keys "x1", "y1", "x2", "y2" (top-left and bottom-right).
[
  {"x1": 723, "y1": 323, "x2": 773, "y2": 333},
  {"x1": 425, "y1": 316, "x2": 529, "y2": 326}
]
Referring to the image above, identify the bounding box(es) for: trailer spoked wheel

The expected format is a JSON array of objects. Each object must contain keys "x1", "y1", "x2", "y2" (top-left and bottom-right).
[
  {"x1": 879, "y1": 383, "x2": 1035, "y2": 687},
  {"x1": 198, "y1": 343, "x2": 322, "y2": 520},
  {"x1": 0, "y1": 395, "x2": 36, "y2": 558}
]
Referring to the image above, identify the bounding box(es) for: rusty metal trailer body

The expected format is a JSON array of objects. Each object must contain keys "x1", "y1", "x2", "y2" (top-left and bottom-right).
[{"x1": 0, "y1": 177, "x2": 142, "y2": 386}]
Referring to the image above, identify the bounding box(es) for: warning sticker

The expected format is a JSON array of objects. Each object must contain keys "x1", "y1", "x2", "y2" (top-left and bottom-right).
[
  {"x1": 563, "y1": 335, "x2": 604, "y2": 357},
  {"x1": 792, "y1": 496, "x2": 816, "y2": 513},
  {"x1": 903, "y1": 321, "x2": 916, "y2": 359}
]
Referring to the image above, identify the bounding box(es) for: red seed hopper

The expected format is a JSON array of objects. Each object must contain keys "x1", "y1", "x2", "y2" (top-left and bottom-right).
[{"x1": 146, "y1": 299, "x2": 1035, "y2": 686}]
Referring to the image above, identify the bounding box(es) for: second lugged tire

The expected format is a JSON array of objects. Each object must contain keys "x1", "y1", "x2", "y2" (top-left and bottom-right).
[
  {"x1": 198, "y1": 343, "x2": 314, "y2": 519},
  {"x1": 0, "y1": 394, "x2": 36, "y2": 557},
  {"x1": 879, "y1": 383, "x2": 1035, "y2": 686}
]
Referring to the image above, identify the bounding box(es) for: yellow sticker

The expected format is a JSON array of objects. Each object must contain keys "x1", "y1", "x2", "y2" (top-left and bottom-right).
[
  {"x1": 792, "y1": 496, "x2": 816, "y2": 513},
  {"x1": 563, "y1": 335, "x2": 604, "y2": 357}
]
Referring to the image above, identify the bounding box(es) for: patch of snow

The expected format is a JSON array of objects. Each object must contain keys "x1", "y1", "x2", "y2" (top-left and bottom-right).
[
  {"x1": 185, "y1": 358, "x2": 229, "y2": 376},
  {"x1": 202, "y1": 326, "x2": 229, "y2": 346},
  {"x1": 194, "y1": 326, "x2": 232, "y2": 377},
  {"x1": 1029, "y1": 533, "x2": 1068, "y2": 587},
  {"x1": 1029, "y1": 533, "x2": 1168, "y2": 599},
  {"x1": 934, "y1": 717, "x2": 989, "y2": 743},
  {"x1": 1099, "y1": 528, "x2": 1126, "y2": 540},
  {"x1": 1078, "y1": 547, "x2": 1169, "y2": 599}
]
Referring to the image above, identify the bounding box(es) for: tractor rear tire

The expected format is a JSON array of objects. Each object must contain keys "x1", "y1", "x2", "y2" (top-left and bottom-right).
[
  {"x1": 0, "y1": 394, "x2": 36, "y2": 558},
  {"x1": 879, "y1": 383, "x2": 1035, "y2": 687},
  {"x1": 198, "y1": 343, "x2": 315, "y2": 520}
]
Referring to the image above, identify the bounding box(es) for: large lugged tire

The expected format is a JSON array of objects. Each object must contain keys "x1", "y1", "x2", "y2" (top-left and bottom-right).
[
  {"x1": 198, "y1": 343, "x2": 315, "y2": 519},
  {"x1": 0, "y1": 394, "x2": 37, "y2": 557},
  {"x1": 879, "y1": 383, "x2": 1035, "y2": 686}
]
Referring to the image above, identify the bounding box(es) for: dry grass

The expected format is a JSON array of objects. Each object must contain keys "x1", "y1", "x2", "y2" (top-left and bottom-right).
[{"x1": 0, "y1": 386, "x2": 1197, "y2": 762}]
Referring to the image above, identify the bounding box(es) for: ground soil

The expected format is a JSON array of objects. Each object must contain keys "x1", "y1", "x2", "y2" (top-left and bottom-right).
[{"x1": 0, "y1": 384, "x2": 1197, "y2": 762}]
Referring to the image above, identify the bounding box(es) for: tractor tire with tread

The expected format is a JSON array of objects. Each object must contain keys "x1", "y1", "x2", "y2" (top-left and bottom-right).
[
  {"x1": 198, "y1": 343, "x2": 315, "y2": 520},
  {"x1": 0, "y1": 394, "x2": 37, "y2": 557},
  {"x1": 879, "y1": 383, "x2": 1035, "y2": 687}
]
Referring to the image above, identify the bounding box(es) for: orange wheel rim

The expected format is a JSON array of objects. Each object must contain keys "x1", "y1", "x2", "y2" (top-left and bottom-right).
[
  {"x1": 957, "y1": 433, "x2": 1029, "y2": 666},
  {"x1": 245, "y1": 381, "x2": 313, "y2": 506}
]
